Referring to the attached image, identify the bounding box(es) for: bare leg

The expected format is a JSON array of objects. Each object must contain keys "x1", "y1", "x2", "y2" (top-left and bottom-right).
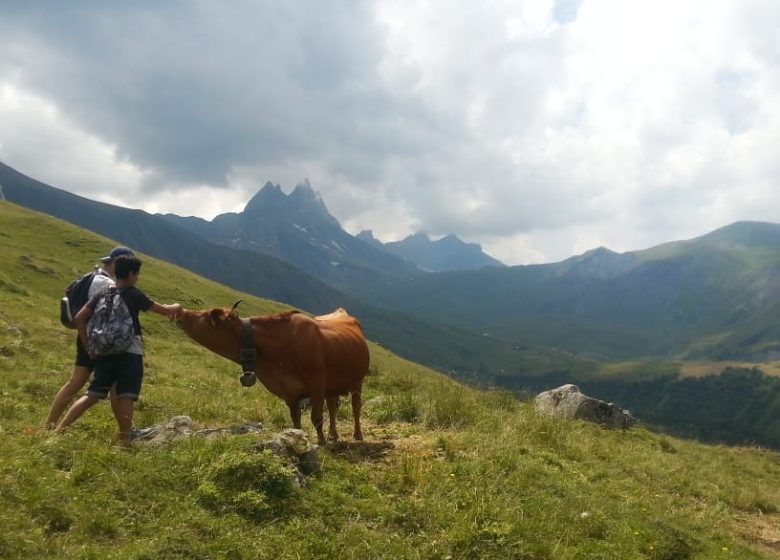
[
  {"x1": 44, "y1": 365, "x2": 91, "y2": 428},
  {"x1": 326, "y1": 395, "x2": 339, "y2": 441},
  {"x1": 108, "y1": 386, "x2": 121, "y2": 423},
  {"x1": 351, "y1": 390, "x2": 363, "y2": 441},
  {"x1": 57, "y1": 394, "x2": 100, "y2": 432},
  {"x1": 114, "y1": 398, "x2": 135, "y2": 444}
]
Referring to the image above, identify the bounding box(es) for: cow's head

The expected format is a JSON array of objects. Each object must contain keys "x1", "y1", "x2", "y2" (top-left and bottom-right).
[
  {"x1": 206, "y1": 300, "x2": 242, "y2": 326},
  {"x1": 176, "y1": 301, "x2": 244, "y2": 348}
]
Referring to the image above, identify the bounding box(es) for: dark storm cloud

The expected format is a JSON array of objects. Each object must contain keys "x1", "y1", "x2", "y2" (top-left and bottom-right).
[{"x1": 0, "y1": 1, "x2": 424, "y2": 186}]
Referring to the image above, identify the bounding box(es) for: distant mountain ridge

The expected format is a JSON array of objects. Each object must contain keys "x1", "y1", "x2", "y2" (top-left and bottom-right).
[
  {"x1": 161, "y1": 179, "x2": 505, "y2": 289},
  {"x1": 160, "y1": 179, "x2": 422, "y2": 294},
  {"x1": 354, "y1": 221, "x2": 780, "y2": 361},
  {"x1": 3, "y1": 159, "x2": 780, "y2": 366},
  {"x1": 357, "y1": 230, "x2": 505, "y2": 272}
]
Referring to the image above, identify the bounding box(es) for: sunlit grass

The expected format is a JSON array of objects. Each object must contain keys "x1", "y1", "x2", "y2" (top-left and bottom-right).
[{"x1": 1, "y1": 201, "x2": 780, "y2": 559}]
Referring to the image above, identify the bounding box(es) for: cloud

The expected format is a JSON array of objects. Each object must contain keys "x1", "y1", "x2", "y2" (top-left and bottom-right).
[{"x1": 1, "y1": 1, "x2": 779, "y2": 265}]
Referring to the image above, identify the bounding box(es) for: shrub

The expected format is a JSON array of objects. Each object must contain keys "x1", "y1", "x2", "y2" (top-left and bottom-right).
[{"x1": 197, "y1": 449, "x2": 299, "y2": 521}]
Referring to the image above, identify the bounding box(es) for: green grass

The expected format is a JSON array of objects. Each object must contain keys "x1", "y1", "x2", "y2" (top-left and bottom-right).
[{"x1": 2, "y1": 201, "x2": 780, "y2": 559}]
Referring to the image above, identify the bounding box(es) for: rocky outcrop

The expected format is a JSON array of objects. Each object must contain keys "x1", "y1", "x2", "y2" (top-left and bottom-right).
[
  {"x1": 253, "y1": 428, "x2": 320, "y2": 478},
  {"x1": 133, "y1": 416, "x2": 319, "y2": 482},
  {"x1": 132, "y1": 415, "x2": 264, "y2": 444},
  {"x1": 534, "y1": 384, "x2": 636, "y2": 429}
]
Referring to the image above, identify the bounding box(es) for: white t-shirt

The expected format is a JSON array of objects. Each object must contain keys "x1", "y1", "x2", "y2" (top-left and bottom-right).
[{"x1": 88, "y1": 270, "x2": 114, "y2": 299}]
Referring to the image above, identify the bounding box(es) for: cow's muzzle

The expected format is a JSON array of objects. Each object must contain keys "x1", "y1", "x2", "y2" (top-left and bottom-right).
[{"x1": 239, "y1": 371, "x2": 257, "y2": 387}]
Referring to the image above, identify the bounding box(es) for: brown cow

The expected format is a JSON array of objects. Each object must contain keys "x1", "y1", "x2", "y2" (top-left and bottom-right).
[{"x1": 176, "y1": 304, "x2": 369, "y2": 445}]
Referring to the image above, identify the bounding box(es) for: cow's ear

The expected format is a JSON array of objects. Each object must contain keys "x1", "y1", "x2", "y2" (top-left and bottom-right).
[{"x1": 209, "y1": 308, "x2": 224, "y2": 326}]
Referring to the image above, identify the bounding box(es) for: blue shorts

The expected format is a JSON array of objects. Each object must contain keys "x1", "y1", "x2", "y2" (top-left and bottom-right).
[{"x1": 87, "y1": 353, "x2": 144, "y2": 401}]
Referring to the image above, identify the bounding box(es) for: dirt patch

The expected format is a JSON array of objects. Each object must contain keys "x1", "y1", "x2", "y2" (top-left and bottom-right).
[
  {"x1": 325, "y1": 419, "x2": 433, "y2": 462},
  {"x1": 326, "y1": 440, "x2": 395, "y2": 462},
  {"x1": 731, "y1": 513, "x2": 780, "y2": 558}
]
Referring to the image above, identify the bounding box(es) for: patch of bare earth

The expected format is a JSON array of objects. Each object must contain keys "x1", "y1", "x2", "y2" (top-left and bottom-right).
[
  {"x1": 731, "y1": 514, "x2": 780, "y2": 558},
  {"x1": 325, "y1": 419, "x2": 433, "y2": 462}
]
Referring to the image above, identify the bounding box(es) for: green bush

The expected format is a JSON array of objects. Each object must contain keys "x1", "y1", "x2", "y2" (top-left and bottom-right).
[{"x1": 196, "y1": 449, "x2": 299, "y2": 521}]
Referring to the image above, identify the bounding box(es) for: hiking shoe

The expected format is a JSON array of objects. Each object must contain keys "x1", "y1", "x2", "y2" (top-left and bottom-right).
[{"x1": 129, "y1": 427, "x2": 157, "y2": 441}]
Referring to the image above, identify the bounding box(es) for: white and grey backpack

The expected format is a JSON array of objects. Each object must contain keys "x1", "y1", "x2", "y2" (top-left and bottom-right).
[{"x1": 87, "y1": 287, "x2": 135, "y2": 356}]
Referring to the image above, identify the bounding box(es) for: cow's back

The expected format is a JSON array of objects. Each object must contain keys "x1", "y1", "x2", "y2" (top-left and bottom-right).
[{"x1": 315, "y1": 309, "x2": 369, "y2": 394}]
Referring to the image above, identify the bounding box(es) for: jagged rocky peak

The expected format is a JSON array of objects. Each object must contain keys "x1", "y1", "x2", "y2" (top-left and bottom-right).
[
  {"x1": 244, "y1": 181, "x2": 285, "y2": 214},
  {"x1": 437, "y1": 234, "x2": 476, "y2": 248},
  {"x1": 357, "y1": 230, "x2": 383, "y2": 247},
  {"x1": 358, "y1": 230, "x2": 385, "y2": 249},
  {"x1": 288, "y1": 179, "x2": 339, "y2": 227},
  {"x1": 404, "y1": 232, "x2": 431, "y2": 244},
  {"x1": 241, "y1": 178, "x2": 341, "y2": 229},
  {"x1": 291, "y1": 178, "x2": 315, "y2": 197}
]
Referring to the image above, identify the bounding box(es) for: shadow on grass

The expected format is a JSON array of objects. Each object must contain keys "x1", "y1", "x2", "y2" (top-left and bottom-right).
[{"x1": 325, "y1": 440, "x2": 395, "y2": 462}]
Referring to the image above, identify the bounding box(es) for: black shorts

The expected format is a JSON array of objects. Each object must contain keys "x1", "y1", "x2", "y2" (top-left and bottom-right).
[
  {"x1": 87, "y1": 353, "x2": 144, "y2": 401},
  {"x1": 75, "y1": 336, "x2": 95, "y2": 370}
]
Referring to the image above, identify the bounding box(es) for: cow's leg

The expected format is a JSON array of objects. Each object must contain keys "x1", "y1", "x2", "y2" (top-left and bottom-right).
[
  {"x1": 287, "y1": 399, "x2": 302, "y2": 430},
  {"x1": 310, "y1": 390, "x2": 327, "y2": 445},
  {"x1": 326, "y1": 395, "x2": 339, "y2": 441},
  {"x1": 351, "y1": 389, "x2": 363, "y2": 441}
]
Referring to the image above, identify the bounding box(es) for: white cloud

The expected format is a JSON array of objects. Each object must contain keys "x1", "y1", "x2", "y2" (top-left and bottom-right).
[{"x1": 1, "y1": 1, "x2": 779, "y2": 265}]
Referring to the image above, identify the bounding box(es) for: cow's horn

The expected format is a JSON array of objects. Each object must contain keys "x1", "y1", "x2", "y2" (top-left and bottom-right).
[{"x1": 231, "y1": 300, "x2": 243, "y2": 314}]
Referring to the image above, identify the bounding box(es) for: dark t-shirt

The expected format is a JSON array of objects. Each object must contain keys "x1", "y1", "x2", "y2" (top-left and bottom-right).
[{"x1": 87, "y1": 286, "x2": 153, "y2": 335}]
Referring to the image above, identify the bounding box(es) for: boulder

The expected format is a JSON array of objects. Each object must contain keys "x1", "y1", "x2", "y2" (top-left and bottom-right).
[
  {"x1": 534, "y1": 384, "x2": 636, "y2": 429},
  {"x1": 254, "y1": 428, "x2": 320, "y2": 477}
]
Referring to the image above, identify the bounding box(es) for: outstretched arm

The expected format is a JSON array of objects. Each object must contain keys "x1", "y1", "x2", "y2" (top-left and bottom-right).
[{"x1": 149, "y1": 302, "x2": 182, "y2": 321}]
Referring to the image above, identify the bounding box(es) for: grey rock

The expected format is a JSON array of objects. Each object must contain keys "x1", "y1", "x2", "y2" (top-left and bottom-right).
[
  {"x1": 535, "y1": 384, "x2": 636, "y2": 429},
  {"x1": 133, "y1": 417, "x2": 318, "y2": 481},
  {"x1": 255, "y1": 428, "x2": 320, "y2": 477}
]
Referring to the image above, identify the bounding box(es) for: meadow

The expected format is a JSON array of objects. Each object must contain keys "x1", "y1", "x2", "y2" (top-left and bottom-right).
[{"x1": 1, "y1": 201, "x2": 779, "y2": 559}]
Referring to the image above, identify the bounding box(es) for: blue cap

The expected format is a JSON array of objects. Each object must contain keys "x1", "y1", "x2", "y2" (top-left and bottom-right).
[{"x1": 100, "y1": 246, "x2": 135, "y2": 263}]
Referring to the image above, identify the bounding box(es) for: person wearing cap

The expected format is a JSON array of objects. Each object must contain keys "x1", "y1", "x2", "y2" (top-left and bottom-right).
[
  {"x1": 58, "y1": 254, "x2": 182, "y2": 444},
  {"x1": 43, "y1": 246, "x2": 135, "y2": 428}
]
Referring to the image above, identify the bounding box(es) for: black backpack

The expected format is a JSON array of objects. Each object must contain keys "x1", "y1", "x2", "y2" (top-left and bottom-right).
[{"x1": 59, "y1": 270, "x2": 109, "y2": 329}]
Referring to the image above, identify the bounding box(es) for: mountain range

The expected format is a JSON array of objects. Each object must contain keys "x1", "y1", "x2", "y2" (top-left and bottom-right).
[
  {"x1": 354, "y1": 221, "x2": 780, "y2": 361},
  {"x1": 3, "y1": 160, "x2": 780, "y2": 367},
  {"x1": 356, "y1": 229, "x2": 505, "y2": 272},
  {"x1": 159, "y1": 179, "x2": 504, "y2": 294},
  {"x1": 0, "y1": 161, "x2": 526, "y2": 376},
  {"x1": 4, "y1": 160, "x2": 780, "y2": 447}
]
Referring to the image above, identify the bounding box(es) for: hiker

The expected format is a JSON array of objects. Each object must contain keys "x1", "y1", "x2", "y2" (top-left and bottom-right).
[
  {"x1": 44, "y1": 246, "x2": 135, "y2": 428},
  {"x1": 57, "y1": 255, "x2": 182, "y2": 444}
]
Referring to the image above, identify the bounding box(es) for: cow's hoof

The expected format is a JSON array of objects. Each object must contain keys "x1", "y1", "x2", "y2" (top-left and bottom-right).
[{"x1": 239, "y1": 372, "x2": 257, "y2": 387}]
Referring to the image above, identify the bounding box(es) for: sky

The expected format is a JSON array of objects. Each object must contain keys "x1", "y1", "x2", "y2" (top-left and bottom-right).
[{"x1": 1, "y1": 0, "x2": 779, "y2": 266}]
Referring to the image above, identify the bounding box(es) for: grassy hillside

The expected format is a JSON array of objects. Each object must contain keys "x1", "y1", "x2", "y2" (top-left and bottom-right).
[
  {"x1": 354, "y1": 222, "x2": 780, "y2": 362},
  {"x1": 1, "y1": 202, "x2": 780, "y2": 559}
]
